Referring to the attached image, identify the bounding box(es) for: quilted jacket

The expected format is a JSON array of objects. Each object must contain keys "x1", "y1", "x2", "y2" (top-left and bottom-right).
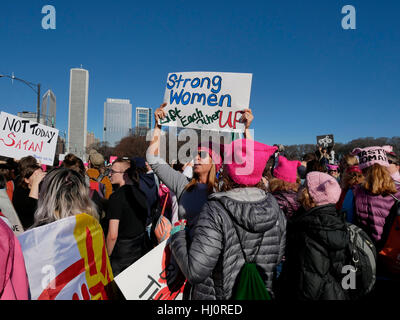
[
  {"x1": 353, "y1": 184, "x2": 400, "y2": 244},
  {"x1": 271, "y1": 190, "x2": 300, "y2": 219},
  {"x1": 277, "y1": 204, "x2": 350, "y2": 300},
  {"x1": 170, "y1": 188, "x2": 286, "y2": 300}
]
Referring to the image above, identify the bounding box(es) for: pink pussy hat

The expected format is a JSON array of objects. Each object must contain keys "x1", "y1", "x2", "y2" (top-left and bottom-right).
[
  {"x1": 224, "y1": 139, "x2": 277, "y2": 186},
  {"x1": 273, "y1": 156, "x2": 301, "y2": 183},
  {"x1": 351, "y1": 146, "x2": 390, "y2": 170},
  {"x1": 198, "y1": 141, "x2": 223, "y2": 172},
  {"x1": 306, "y1": 171, "x2": 341, "y2": 206}
]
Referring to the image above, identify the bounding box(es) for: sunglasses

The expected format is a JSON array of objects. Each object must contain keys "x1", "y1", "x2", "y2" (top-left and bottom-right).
[
  {"x1": 198, "y1": 151, "x2": 209, "y2": 159},
  {"x1": 109, "y1": 169, "x2": 125, "y2": 175}
]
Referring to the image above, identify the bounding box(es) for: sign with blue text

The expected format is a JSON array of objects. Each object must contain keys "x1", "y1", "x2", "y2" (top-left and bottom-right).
[{"x1": 161, "y1": 72, "x2": 252, "y2": 133}]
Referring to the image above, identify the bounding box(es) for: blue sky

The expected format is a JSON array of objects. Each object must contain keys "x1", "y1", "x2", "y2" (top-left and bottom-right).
[{"x1": 0, "y1": 0, "x2": 399, "y2": 146}]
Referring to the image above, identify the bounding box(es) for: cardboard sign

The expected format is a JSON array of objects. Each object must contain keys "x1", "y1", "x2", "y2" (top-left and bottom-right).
[
  {"x1": 18, "y1": 214, "x2": 114, "y2": 300},
  {"x1": 115, "y1": 240, "x2": 186, "y2": 300},
  {"x1": 161, "y1": 72, "x2": 252, "y2": 133},
  {"x1": 317, "y1": 134, "x2": 334, "y2": 148},
  {"x1": 0, "y1": 112, "x2": 59, "y2": 165}
]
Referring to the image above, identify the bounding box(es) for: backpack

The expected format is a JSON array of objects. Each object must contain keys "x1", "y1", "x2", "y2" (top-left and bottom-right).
[
  {"x1": 230, "y1": 222, "x2": 271, "y2": 300},
  {"x1": 346, "y1": 223, "x2": 377, "y2": 299},
  {"x1": 378, "y1": 194, "x2": 400, "y2": 275}
]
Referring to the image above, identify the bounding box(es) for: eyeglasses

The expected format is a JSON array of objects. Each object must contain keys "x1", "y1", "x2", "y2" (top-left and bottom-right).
[{"x1": 198, "y1": 151, "x2": 209, "y2": 159}]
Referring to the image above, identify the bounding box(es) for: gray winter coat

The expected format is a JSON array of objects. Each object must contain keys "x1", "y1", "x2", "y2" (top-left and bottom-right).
[{"x1": 170, "y1": 188, "x2": 287, "y2": 300}]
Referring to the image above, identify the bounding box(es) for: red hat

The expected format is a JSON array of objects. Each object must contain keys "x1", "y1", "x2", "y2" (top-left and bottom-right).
[
  {"x1": 224, "y1": 139, "x2": 277, "y2": 186},
  {"x1": 273, "y1": 156, "x2": 301, "y2": 183}
]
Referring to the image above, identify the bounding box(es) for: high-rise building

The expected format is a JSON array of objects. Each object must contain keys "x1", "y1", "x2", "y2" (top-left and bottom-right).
[
  {"x1": 135, "y1": 107, "x2": 152, "y2": 136},
  {"x1": 87, "y1": 131, "x2": 100, "y2": 148},
  {"x1": 42, "y1": 89, "x2": 56, "y2": 128},
  {"x1": 103, "y1": 98, "x2": 132, "y2": 147},
  {"x1": 68, "y1": 68, "x2": 89, "y2": 161}
]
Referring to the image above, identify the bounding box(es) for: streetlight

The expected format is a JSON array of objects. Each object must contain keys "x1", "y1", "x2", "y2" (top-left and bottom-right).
[{"x1": 0, "y1": 73, "x2": 41, "y2": 123}]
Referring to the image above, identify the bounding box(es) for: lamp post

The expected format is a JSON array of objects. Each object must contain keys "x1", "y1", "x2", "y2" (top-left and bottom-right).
[{"x1": 0, "y1": 73, "x2": 41, "y2": 123}]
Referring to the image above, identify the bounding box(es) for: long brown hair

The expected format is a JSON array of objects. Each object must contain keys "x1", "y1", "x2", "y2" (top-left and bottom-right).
[
  {"x1": 218, "y1": 169, "x2": 267, "y2": 193},
  {"x1": 268, "y1": 177, "x2": 300, "y2": 193},
  {"x1": 363, "y1": 163, "x2": 397, "y2": 196}
]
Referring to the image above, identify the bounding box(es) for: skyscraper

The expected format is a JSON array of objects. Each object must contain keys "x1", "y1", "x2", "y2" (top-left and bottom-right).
[
  {"x1": 42, "y1": 89, "x2": 56, "y2": 127},
  {"x1": 103, "y1": 98, "x2": 132, "y2": 146},
  {"x1": 68, "y1": 68, "x2": 89, "y2": 161},
  {"x1": 135, "y1": 107, "x2": 152, "y2": 136}
]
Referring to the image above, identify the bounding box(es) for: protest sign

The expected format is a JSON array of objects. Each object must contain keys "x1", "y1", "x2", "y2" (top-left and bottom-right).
[
  {"x1": 110, "y1": 156, "x2": 118, "y2": 164},
  {"x1": 115, "y1": 240, "x2": 186, "y2": 300},
  {"x1": 0, "y1": 189, "x2": 24, "y2": 235},
  {"x1": 317, "y1": 134, "x2": 335, "y2": 148},
  {"x1": 160, "y1": 72, "x2": 252, "y2": 133},
  {"x1": 18, "y1": 213, "x2": 113, "y2": 300},
  {"x1": 0, "y1": 112, "x2": 58, "y2": 165},
  {"x1": 351, "y1": 146, "x2": 390, "y2": 170}
]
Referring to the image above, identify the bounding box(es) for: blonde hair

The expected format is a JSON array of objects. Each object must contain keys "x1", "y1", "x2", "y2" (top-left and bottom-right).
[
  {"x1": 363, "y1": 163, "x2": 397, "y2": 196},
  {"x1": 33, "y1": 168, "x2": 98, "y2": 227},
  {"x1": 185, "y1": 163, "x2": 217, "y2": 194}
]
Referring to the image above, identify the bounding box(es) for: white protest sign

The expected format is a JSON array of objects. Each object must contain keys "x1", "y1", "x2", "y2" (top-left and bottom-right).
[
  {"x1": 115, "y1": 240, "x2": 186, "y2": 300},
  {"x1": 161, "y1": 72, "x2": 252, "y2": 133},
  {"x1": 0, "y1": 112, "x2": 58, "y2": 165}
]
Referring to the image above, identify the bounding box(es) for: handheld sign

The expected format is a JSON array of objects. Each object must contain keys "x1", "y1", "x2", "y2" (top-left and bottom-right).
[
  {"x1": 0, "y1": 112, "x2": 59, "y2": 165},
  {"x1": 115, "y1": 240, "x2": 186, "y2": 300},
  {"x1": 161, "y1": 72, "x2": 252, "y2": 133},
  {"x1": 317, "y1": 134, "x2": 334, "y2": 148}
]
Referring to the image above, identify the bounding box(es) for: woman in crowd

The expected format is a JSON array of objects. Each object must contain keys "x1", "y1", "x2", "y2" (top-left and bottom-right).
[
  {"x1": 352, "y1": 147, "x2": 400, "y2": 249},
  {"x1": 170, "y1": 139, "x2": 286, "y2": 300},
  {"x1": 31, "y1": 167, "x2": 98, "y2": 227},
  {"x1": 12, "y1": 156, "x2": 46, "y2": 230},
  {"x1": 269, "y1": 156, "x2": 301, "y2": 219},
  {"x1": 278, "y1": 171, "x2": 349, "y2": 300}
]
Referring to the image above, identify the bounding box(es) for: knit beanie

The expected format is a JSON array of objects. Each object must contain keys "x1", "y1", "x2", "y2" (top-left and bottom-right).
[
  {"x1": 351, "y1": 146, "x2": 391, "y2": 170},
  {"x1": 273, "y1": 156, "x2": 301, "y2": 183},
  {"x1": 224, "y1": 139, "x2": 277, "y2": 186},
  {"x1": 306, "y1": 171, "x2": 341, "y2": 206}
]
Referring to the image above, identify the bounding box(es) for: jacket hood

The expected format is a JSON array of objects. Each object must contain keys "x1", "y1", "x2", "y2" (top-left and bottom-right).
[
  {"x1": 291, "y1": 204, "x2": 348, "y2": 250},
  {"x1": 209, "y1": 188, "x2": 283, "y2": 233}
]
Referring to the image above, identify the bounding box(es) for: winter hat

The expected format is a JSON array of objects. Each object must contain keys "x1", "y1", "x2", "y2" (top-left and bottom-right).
[
  {"x1": 351, "y1": 146, "x2": 390, "y2": 170},
  {"x1": 273, "y1": 156, "x2": 301, "y2": 183},
  {"x1": 326, "y1": 164, "x2": 339, "y2": 171},
  {"x1": 132, "y1": 157, "x2": 147, "y2": 169},
  {"x1": 198, "y1": 141, "x2": 223, "y2": 172},
  {"x1": 306, "y1": 171, "x2": 341, "y2": 206},
  {"x1": 89, "y1": 152, "x2": 105, "y2": 168},
  {"x1": 224, "y1": 139, "x2": 277, "y2": 186}
]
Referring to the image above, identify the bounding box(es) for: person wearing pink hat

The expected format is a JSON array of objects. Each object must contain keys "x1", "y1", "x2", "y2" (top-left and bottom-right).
[
  {"x1": 147, "y1": 103, "x2": 254, "y2": 299},
  {"x1": 351, "y1": 146, "x2": 400, "y2": 247},
  {"x1": 170, "y1": 138, "x2": 286, "y2": 300},
  {"x1": 277, "y1": 172, "x2": 351, "y2": 300},
  {"x1": 269, "y1": 156, "x2": 301, "y2": 219}
]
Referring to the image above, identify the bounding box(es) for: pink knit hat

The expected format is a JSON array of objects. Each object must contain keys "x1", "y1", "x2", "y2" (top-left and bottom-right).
[
  {"x1": 306, "y1": 172, "x2": 341, "y2": 206},
  {"x1": 273, "y1": 156, "x2": 301, "y2": 183},
  {"x1": 198, "y1": 141, "x2": 223, "y2": 172},
  {"x1": 351, "y1": 146, "x2": 390, "y2": 170},
  {"x1": 224, "y1": 139, "x2": 277, "y2": 186}
]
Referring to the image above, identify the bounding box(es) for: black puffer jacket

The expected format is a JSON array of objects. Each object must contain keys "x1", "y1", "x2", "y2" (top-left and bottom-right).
[
  {"x1": 277, "y1": 204, "x2": 350, "y2": 300},
  {"x1": 170, "y1": 188, "x2": 286, "y2": 300}
]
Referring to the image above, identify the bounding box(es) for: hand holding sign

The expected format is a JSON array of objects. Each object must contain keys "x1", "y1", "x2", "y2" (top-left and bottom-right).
[
  {"x1": 155, "y1": 103, "x2": 168, "y2": 129},
  {"x1": 239, "y1": 109, "x2": 254, "y2": 129}
]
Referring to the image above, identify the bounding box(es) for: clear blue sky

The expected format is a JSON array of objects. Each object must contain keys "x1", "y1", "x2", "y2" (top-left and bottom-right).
[{"x1": 1, "y1": 0, "x2": 399, "y2": 146}]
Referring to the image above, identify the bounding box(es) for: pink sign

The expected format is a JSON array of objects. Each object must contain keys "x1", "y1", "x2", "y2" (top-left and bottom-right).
[{"x1": 110, "y1": 156, "x2": 117, "y2": 164}]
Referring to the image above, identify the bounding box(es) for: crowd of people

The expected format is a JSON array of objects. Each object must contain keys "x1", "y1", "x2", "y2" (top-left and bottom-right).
[{"x1": 0, "y1": 105, "x2": 399, "y2": 300}]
